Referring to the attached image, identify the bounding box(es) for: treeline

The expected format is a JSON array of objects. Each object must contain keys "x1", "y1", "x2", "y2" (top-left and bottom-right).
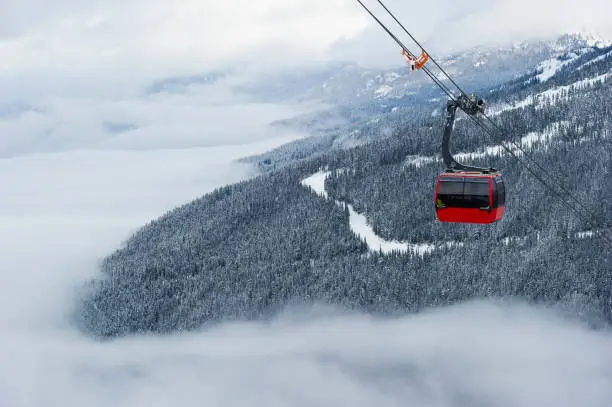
[{"x1": 74, "y1": 48, "x2": 612, "y2": 339}]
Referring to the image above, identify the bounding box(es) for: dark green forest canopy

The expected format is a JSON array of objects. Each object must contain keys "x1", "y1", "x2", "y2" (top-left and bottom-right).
[{"x1": 74, "y1": 49, "x2": 612, "y2": 339}]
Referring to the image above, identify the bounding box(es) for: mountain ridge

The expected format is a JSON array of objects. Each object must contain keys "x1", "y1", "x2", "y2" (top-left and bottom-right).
[
  {"x1": 74, "y1": 33, "x2": 612, "y2": 339},
  {"x1": 242, "y1": 35, "x2": 611, "y2": 174}
]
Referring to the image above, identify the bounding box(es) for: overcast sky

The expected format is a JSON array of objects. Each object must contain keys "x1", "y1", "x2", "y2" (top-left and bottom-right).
[
  {"x1": 0, "y1": 0, "x2": 610, "y2": 157},
  {"x1": 1, "y1": 0, "x2": 611, "y2": 78}
]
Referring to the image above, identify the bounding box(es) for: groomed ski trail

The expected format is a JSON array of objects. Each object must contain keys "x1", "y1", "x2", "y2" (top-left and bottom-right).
[{"x1": 301, "y1": 170, "x2": 458, "y2": 256}]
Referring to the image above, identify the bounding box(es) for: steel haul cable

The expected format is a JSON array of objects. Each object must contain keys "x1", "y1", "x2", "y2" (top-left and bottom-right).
[
  {"x1": 370, "y1": 0, "x2": 610, "y2": 226},
  {"x1": 374, "y1": 0, "x2": 611, "y2": 236},
  {"x1": 354, "y1": 0, "x2": 612, "y2": 245}
]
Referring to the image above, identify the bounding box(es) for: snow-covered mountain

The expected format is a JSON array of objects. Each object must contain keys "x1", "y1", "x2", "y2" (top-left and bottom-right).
[
  {"x1": 76, "y1": 32, "x2": 612, "y2": 338},
  {"x1": 224, "y1": 33, "x2": 611, "y2": 163},
  {"x1": 241, "y1": 32, "x2": 612, "y2": 171},
  {"x1": 239, "y1": 32, "x2": 610, "y2": 106}
]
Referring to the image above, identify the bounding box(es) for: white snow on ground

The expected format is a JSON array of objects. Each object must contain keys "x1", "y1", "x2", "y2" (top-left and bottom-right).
[
  {"x1": 489, "y1": 96, "x2": 536, "y2": 116},
  {"x1": 565, "y1": 32, "x2": 612, "y2": 49},
  {"x1": 303, "y1": 166, "x2": 598, "y2": 256},
  {"x1": 403, "y1": 122, "x2": 570, "y2": 169},
  {"x1": 490, "y1": 71, "x2": 612, "y2": 117},
  {"x1": 536, "y1": 57, "x2": 564, "y2": 82},
  {"x1": 501, "y1": 236, "x2": 524, "y2": 246},
  {"x1": 502, "y1": 229, "x2": 598, "y2": 245},
  {"x1": 374, "y1": 85, "x2": 393, "y2": 98},
  {"x1": 301, "y1": 170, "x2": 460, "y2": 256},
  {"x1": 402, "y1": 155, "x2": 439, "y2": 168},
  {"x1": 577, "y1": 49, "x2": 612, "y2": 71},
  {"x1": 577, "y1": 230, "x2": 599, "y2": 239},
  {"x1": 539, "y1": 72, "x2": 611, "y2": 102},
  {"x1": 455, "y1": 121, "x2": 570, "y2": 161},
  {"x1": 346, "y1": 204, "x2": 451, "y2": 256},
  {"x1": 536, "y1": 52, "x2": 581, "y2": 82},
  {"x1": 539, "y1": 72, "x2": 611, "y2": 99},
  {"x1": 301, "y1": 170, "x2": 331, "y2": 199}
]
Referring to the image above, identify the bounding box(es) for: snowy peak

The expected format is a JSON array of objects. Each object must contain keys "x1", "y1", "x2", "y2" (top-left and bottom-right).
[
  {"x1": 517, "y1": 32, "x2": 611, "y2": 83},
  {"x1": 535, "y1": 50, "x2": 585, "y2": 83},
  {"x1": 554, "y1": 32, "x2": 612, "y2": 51},
  {"x1": 257, "y1": 33, "x2": 611, "y2": 105}
]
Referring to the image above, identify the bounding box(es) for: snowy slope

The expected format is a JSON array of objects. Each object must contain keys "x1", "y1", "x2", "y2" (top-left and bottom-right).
[
  {"x1": 401, "y1": 48, "x2": 611, "y2": 169},
  {"x1": 244, "y1": 33, "x2": 612, "y2": 173},
  {"x1": 487, "y1": 42, "x2": 611, "y2": 118},
  {"x1": 240, "y1": 32, "x2": 610, "y2": 107},
  {"x1": 403, "y1": 121, "x2": 573, "y2": 169},
  {"x1": 491, "y1": 72, "x2": 611, "y2": 116},
  {"x1": 535, "y1": 52, "x2": 582, "y2": 82},
  {"x1": 301, "y1": 170, "x2": 460, "y2": 256}
]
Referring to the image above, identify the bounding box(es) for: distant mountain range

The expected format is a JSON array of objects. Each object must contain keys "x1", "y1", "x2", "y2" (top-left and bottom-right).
[
  {"x1": 237, "y1": 32, "x2": 610, "y2": 103},
  {"x1": 241, "y1": 32, "x2": 612, "y2": 170},
  {"x1": 75, "y1": 31, "x2": 612, "y2": 339}
]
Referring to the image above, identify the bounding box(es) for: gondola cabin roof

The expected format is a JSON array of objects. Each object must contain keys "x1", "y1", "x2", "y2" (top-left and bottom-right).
[{"x1": 438, "y1": 171, "x2": 502, "y2": 178}]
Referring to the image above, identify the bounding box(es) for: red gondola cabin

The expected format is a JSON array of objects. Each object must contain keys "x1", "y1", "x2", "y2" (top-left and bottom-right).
[{"x1": 434, "y1": 172, "x2": 505, "y2": 224}]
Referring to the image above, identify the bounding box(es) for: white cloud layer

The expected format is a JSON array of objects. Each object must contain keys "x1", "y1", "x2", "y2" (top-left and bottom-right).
[
  {"x1": 1, "y1": 143, "x2": 612, "y2": 406},
  {"x1": 330, "y1": 0, "x2": 612, "y2": 67},
  {"x1": 0, "y1": 0, "x2": 366, "y2": 76},
  {"x1": 0, "y1": 85, "x2": 315, "y2": 157},
  {"x1": 0, "y1": 1, "x2": 359, "y2": 158},
  {"x1": 0, "y1": 1, "x2": 611, "y2": 400},
  {"x1": 0, "y1": 137, "x2": 295, "y2": 331},
  {"x1": 1, "y1": 0, "x2": 610, "y2": 159},
  {"x1": 2, "y1": 0, "x2": 610, "y2": 76}
]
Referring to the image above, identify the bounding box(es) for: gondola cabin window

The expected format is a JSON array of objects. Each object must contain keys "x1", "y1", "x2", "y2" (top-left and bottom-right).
[{"x1": 435, "y1": 173, "x2": 505, "y2": 224}]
